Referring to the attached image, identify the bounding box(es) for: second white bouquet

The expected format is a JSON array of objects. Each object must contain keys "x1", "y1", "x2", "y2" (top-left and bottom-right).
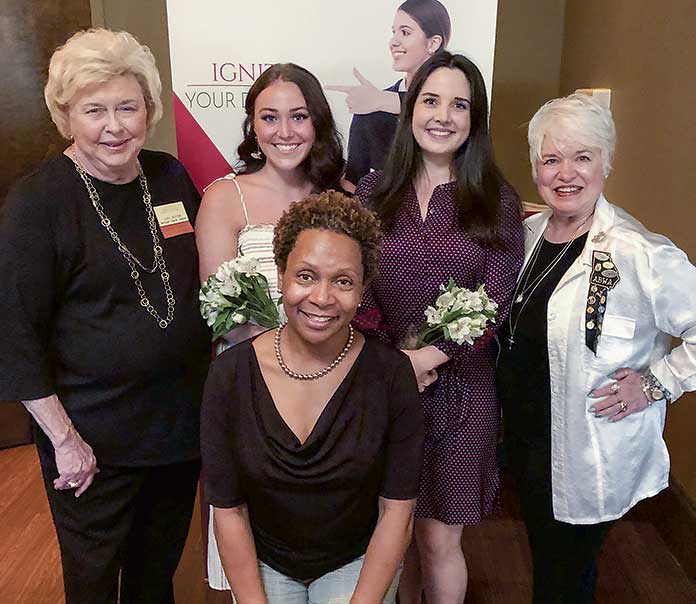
[
  {"x1": 200, "y1": 256, "x2": 283, "y2": 341},
  {"x1": 414, "y1": 279, "x2": 498, "y2": 348}
]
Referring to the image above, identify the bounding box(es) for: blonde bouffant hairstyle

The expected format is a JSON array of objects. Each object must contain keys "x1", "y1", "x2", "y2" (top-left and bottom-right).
[{"x1": 44, "y1": 28, "x2": 163, "y2": 139}]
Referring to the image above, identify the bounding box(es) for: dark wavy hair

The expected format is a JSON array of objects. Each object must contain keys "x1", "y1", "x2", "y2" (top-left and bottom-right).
[
  {"x1": 368, "y1": 52, "x2": 511, "y2": 244},
  {"x1": 237, "y1": 63, "x2": 345, "y2": 192},
  {"x1": 399, "y1": 0, "x2": 452, "y2": 50},
  {"x1": 274, "y1": 190, "x2": 382, "y2": 284}
]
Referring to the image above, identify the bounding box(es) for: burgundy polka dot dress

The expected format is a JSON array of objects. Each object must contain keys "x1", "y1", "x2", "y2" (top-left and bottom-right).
[{"x1": 355, "y1": 172, "x2": 524, "y2": 524}]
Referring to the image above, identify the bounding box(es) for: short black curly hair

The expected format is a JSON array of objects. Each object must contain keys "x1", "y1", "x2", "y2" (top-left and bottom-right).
[{"x1": 273, "y1": 190, "x2": 382, "y2": 283}]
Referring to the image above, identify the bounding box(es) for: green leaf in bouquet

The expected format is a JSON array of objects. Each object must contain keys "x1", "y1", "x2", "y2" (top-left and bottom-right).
[{"x1": 211, "y1": 312, "x2": 231, "y2": 340}]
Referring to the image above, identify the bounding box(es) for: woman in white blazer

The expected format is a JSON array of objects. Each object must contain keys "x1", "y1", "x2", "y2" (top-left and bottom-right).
[{"x1": 496, "y1": 93, "x2": 696, "y2": 604}]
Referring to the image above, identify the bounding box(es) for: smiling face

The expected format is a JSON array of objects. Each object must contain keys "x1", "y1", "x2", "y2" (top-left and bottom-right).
[
  {"x1": 279, "y1": 229, "x2": 364, "y2": 347},
  {"x1": 390, "y1": 10, "x2": 441, "y2": 79},
  {"x1": 411, "y1": 67, "x2": 471, "y2": 164},
  {"x1": 67, "y1": 73, "x2": 147, "y2": 183},
  {"x1": 535, "y1": 135, "x2": 606, "y2": 221},
  {"x1": 253, "y1": 80, "x2": 316, "y2": 174}
]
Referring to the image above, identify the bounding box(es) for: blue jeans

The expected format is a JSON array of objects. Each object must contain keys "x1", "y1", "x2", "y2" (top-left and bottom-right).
[{"x1": 258, "y1": 555, "x2": 400, "y2": 604}]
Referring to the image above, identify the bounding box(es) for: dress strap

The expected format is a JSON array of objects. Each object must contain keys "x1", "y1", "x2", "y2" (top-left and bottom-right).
[
  {"x1": 203, "y1": 172, "x2": 249, "y2": 227},
  {"x1": 229, "y1": 175, "x2": 249, "y2": 227}
]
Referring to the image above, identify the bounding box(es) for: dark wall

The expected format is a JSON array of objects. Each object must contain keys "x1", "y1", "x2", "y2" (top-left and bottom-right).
[
  {"x1": 0, "y1": 0, "x2": 92, "y2": 200},
  {"x1": 0, "y1": 0, "x2": 92, "y2": 447},
  {"x1": 489, "y1": 0, "x2": 567, "y2": 203}
]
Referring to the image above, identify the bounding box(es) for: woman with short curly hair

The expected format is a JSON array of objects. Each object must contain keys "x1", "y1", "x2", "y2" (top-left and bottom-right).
[
  {"x1": 195, "y1": 63, "x2": 351, "y2": 592},
  {"x1": 201, "y1": 191, "x2": 424, "y2": 604},
  {"x1": 273, "y1": 190, "x2": 382, "y2": 283}
]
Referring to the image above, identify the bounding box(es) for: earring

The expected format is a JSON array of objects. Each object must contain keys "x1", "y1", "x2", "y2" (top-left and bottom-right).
[
  {"x1": 250, "y1": 135, "x2": 264, "y2": 160},
  {"x1": 250, "y1": 143, "x2": 264, "y2": 160}
]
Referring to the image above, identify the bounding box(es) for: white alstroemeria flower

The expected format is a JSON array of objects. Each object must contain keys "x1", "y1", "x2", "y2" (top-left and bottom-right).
[
  {"x1": 436, "y1": 291, "x2": 455, "y2": 310},
  {"x1": 451, "y1": 295, "x2": 472, "y2": 313},
  {"x1": 231, "y1": 312, "x2": 247, "y2": 324},
  {"x1": 233, "y1": 255, "x2": 260, "y2": 275},
  {"x1": 200, "y1": 305, "x2": 220, "y2": 327},
  {"x1": 446, "y1": 316, "x2": 474, "y2": 345},
  {"x1": 219, "y1": 291, "x2": 235, "y2": 308},
  {"x1": 466, "y1": 292, "x2": 484, "y2": 312},
  {"x1": 424, "y1": 306, "x2": 443, "y2": 326},
  {"x1": 219, "y1": 278, "x2": 241, "y2": 298},
  {"x1": 469, "y1": 316, "x2": 485, "y2": 330},
  {"x1": 214, "y1": 260, "x2": 235, "y2": 282}
]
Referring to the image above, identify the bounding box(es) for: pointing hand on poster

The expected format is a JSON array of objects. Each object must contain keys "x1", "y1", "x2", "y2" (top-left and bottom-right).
[{"x1": 327, "y1": 68, "x2": 400, "y2": 115}]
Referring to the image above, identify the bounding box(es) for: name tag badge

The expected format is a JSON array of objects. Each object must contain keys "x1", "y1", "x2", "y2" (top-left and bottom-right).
[{"x1": 154, "y1": 202, "x2": 194, "y2": 238}]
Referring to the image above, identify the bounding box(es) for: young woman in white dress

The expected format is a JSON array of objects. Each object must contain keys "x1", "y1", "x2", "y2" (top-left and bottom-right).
[{"x1": 195, "y1": 62, "x2": 347, "y2": 592}]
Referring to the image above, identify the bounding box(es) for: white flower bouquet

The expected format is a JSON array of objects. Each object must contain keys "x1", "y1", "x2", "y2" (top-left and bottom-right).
[
  {"x1": 413, "y1": 279, "x2": 498, "y2": 348},
  {"x1": 199, "y1": 256, "x2": 283, "y2": 340}
]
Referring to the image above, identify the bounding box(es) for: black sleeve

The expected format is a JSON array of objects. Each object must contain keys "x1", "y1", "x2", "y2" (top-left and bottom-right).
[
  {"x1": 0, "y1": 177, "x2": 59, "y2": 400},
  {"x1": 200, "y1": 356, "x2": 246, "y2": 508},
  {"x1": 380, "y1": 353, "x2": 424, "y2": 500},
  {"x1": 345, "y1": 114, "x2": 373, "y2": 186}
]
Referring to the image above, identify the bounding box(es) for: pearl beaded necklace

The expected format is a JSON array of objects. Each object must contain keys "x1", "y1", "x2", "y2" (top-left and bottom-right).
[{"x1": 274, "y1": 323, "x2": 355, "y2": 381}]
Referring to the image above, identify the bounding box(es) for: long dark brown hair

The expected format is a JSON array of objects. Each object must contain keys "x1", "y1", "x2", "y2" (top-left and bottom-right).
[
  {"x1": 237, "y1": 63, "x2": 345, "y2": 192},
  {"x1": 369, "y1": 52, "x2": 510, "y2": 244}
]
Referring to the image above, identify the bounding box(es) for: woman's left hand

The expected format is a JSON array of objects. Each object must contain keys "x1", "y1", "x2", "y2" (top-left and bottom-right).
[
  {"x1": 401, "y1": 346, "x2": 448, "y2": 392},
  {"x1": 588, "y1": 367, "x2": 650, "y2": 421}
]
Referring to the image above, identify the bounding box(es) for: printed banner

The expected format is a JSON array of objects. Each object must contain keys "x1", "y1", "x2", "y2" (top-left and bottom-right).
[{"x1": 166, "y1": 0, "x2": 499, "y2": 192}]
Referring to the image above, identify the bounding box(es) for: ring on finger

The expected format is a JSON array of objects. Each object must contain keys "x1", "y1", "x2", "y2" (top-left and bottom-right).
[
  {"x1": 611, "y1": 382, "x2": 621, "y2": 394},
  {"x1": 619, "y1": 401, "x2": 627, "y2": 413},
  {"x1": 67, "y1": 480, "x2": 80, "y2": 489}
]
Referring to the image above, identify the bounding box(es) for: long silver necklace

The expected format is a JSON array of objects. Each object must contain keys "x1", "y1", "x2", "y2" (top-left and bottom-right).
[
  {"x1": 274, "y1": 323, "x2": 354, "y2": 380},
  {"x1": 507, "y1": 217, "x2": 590, "y2": 349},
  {"x1": 71, "y1": 156, "x2": 175, "y2": 329}
]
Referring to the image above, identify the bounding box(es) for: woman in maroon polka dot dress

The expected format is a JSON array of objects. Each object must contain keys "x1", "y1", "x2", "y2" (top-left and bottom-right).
[{"x1": 355, "y1": 52, "x2": 523, "y2": 603}]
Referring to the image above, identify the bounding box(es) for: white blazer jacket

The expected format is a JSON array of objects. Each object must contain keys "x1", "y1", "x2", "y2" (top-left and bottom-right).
[{"x1": 522, "y1": 195, "x2": 696, "y2": 523}]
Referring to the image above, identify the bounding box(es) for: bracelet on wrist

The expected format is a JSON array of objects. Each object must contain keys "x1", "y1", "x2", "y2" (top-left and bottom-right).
[{"x1": 640, "y1": 369, "x2": 672, "y2": 405}]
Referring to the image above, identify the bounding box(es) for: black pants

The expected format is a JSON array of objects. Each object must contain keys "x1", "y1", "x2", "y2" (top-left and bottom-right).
[
  {"x1": 505, "y1": 432, "x2": 615, "y2": 604},
  {"x1": 37, "y1": 445, "x2": 200, "y2": 604}
]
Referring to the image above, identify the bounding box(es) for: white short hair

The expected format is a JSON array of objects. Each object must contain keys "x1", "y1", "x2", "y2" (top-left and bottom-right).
[
  {"x1": 528, "y1": 93, "x2": 616, "y2": 180},
  {"x1": 45, "y1": 28, "x2": 163, "y2": 139}
]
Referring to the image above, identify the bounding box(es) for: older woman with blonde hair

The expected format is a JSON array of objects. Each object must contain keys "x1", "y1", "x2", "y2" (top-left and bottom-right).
[
  {"x1": 0, "y1": 29, "x2": 210, "y2": 603},
  {"x1": 496, "y1": 93, "x2": 696, "y2": 603}
]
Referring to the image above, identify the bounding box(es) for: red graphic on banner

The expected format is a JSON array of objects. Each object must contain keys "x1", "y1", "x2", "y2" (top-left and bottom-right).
[{"x1": 172, "y1": 92, "x2": 232, "y2": 194}]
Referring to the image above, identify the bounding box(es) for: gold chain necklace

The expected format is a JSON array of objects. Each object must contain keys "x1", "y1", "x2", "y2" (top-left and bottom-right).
[
  {"x1": 71, "y1": 156, "x2": 175, "y2": 329},
  {"x1": 274, "y1": 324, "x2": 354, "y2": 380}
]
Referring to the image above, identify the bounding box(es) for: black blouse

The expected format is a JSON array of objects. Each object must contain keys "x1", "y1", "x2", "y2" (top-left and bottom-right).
[
  {"x1": 497, "y1": 234, "x2": 587, "y2": 446},
  {"x1": 201, "y1": 336, "x2": 424, "y2": 581},
  {"x1": 0, "y1": 151, "x2": 211, "y2": 465}
]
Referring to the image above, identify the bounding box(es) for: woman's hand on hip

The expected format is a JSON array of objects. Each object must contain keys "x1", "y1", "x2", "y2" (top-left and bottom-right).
[
  {"x1": 588, "y1": 367, "x2": 650, "y2": 422},
  {"x1": 401, "y1": 346, "x2": 448, "y2": 393},
  {"x1": 53, "y1": 428, "x2": 99, "y2": 497}
]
